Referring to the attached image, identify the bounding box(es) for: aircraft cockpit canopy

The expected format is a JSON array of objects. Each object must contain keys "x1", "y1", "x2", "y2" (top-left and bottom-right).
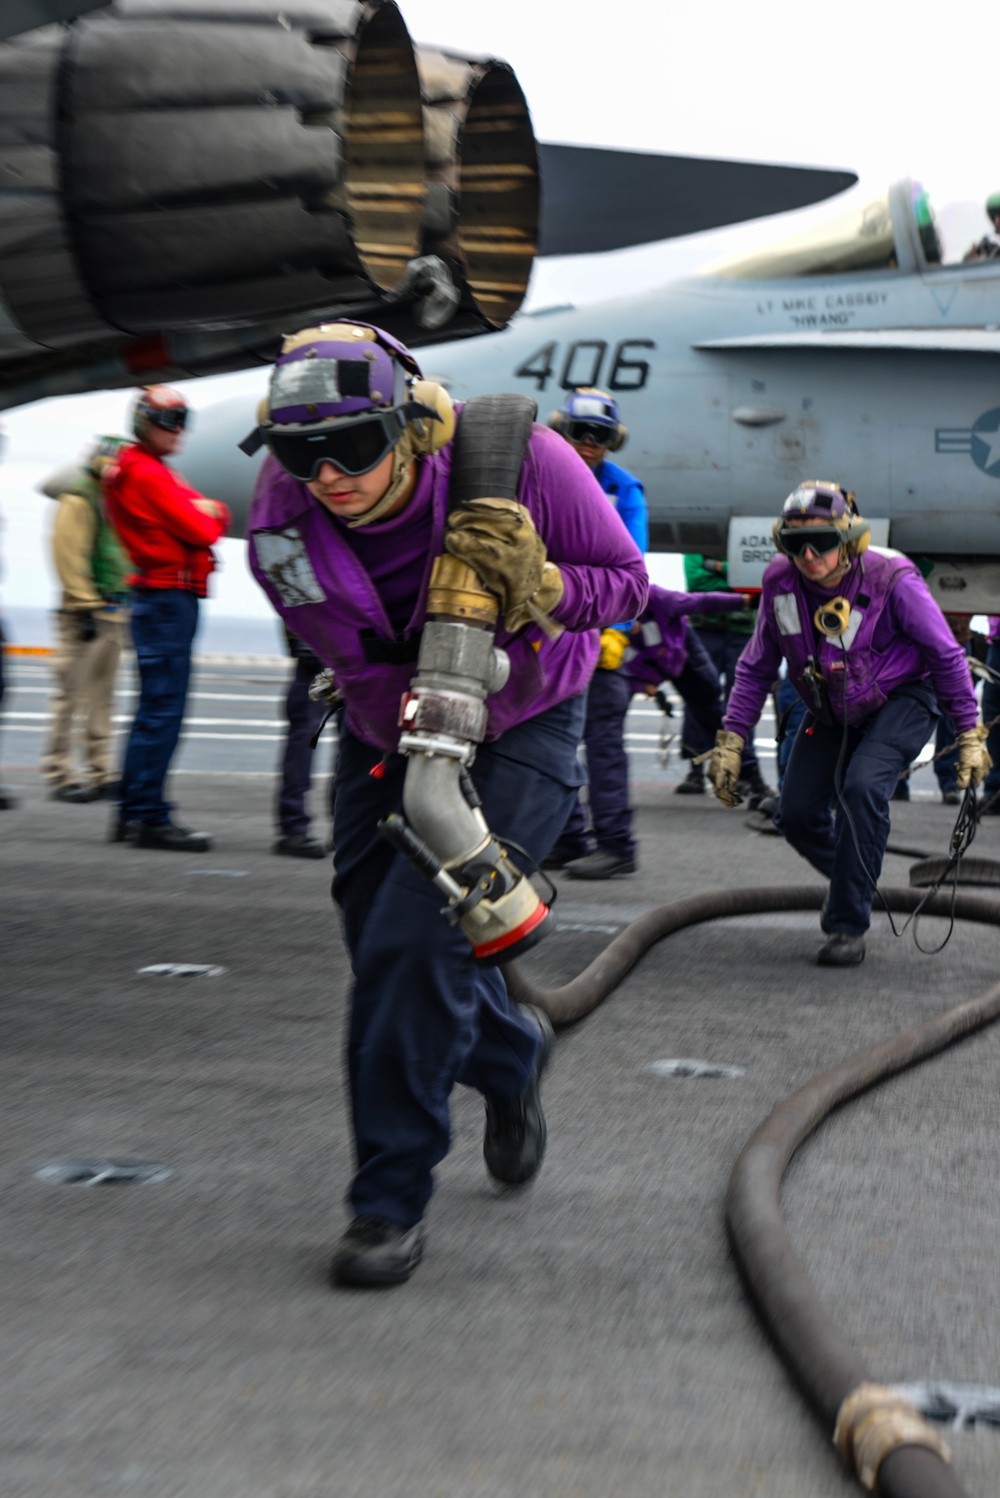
[{"x1": 704, "y1": 179, "x2": 943, "y2": 280}]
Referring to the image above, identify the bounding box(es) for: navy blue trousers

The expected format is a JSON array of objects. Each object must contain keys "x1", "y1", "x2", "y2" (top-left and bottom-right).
[
  {"x1": 672, "y1": 626, "x2": 726, "y2": 742},
  {"x1": 276, "y1": 655, "x2": 330, "y2": 836},
  {"x1": 121, "y1": 588, "x2": 198, "y2": 824},
  {"x1": 558, "y1": 665, "x2": 635, "y2": 859},
  {"x1": 981, "y1": 640, "x2": 1000, "y2": 800},
  {"x1": 331, "y1": 694, "x2": 586, "y2": 1228},
  {"x1": 777, "y1": 685, "x2": 937, "y2": 935},
  {"x1": 682, "y1": 626, "x2": 761, "y2": 772}
]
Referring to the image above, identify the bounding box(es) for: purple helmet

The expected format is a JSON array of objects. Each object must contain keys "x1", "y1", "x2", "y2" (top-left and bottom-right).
[
  {"x1": 774, "y1": 480, "x2": 870, "y2": 560},
  {"x1": 780, "y1": 481, "x2": 854, "y2": 522},
  {"x1": 264, "y1": 322, "x2": 420, "y2": 431},
  {"x1": 239, "y1": 322, "x2": 445, "y2": 480}
]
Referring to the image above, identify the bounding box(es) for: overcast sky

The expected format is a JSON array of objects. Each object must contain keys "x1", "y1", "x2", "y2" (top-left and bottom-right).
[{"x1": 2, "y1": 0, "x2": 998, "y2": 625}]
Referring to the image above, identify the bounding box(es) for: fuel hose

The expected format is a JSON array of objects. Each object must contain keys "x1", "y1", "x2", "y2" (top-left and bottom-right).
[{"x1": 504, "y1": 884, "x2": 1000, "y2": 1497}]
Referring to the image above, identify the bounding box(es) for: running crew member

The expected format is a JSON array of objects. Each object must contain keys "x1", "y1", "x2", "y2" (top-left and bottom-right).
[
  {"x1": 245, "y1": 323, "x2": 647, "y2": 1286},
  {"x1": 707, "y1": 481, "x2": 989, "y2": 967}
]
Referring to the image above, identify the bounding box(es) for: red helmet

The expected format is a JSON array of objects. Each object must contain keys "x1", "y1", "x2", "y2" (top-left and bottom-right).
[{"x1": 132, "y1": 385, "x2": 189, "y2": 441}]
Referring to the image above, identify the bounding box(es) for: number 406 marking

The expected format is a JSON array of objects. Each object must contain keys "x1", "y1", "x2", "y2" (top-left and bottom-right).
[{"x1": 514, "y1": 339, "x2": 654, "y2": 393}]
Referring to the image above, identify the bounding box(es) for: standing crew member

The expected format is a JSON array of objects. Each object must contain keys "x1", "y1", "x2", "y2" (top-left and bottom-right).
[
  {"x1": 708, "y1": 482, "x2": 988, "y2": 966},
  {"x1": 545, "y1": 389, "x2": 648, "y2": 878},
  {"x1": 245, "y1": 324, "x2": 647, "y2": 1286},
  {"x1": 105, "y1": 386, "x2": 230, "y2": 850},
  {"x1": 41, "y1": 436, "x2": 131, "y2": 803}
]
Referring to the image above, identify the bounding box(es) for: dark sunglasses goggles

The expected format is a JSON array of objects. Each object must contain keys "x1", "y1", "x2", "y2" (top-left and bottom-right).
[
  {"x1": 265, "y1": 410, "x2": 405, "y2": 481},
  {"x1": 147, "y1": 407, "x2": 189, "y2": 433},
  {"x1": 779, "y1": 526, "x2": 843, "y2": 557},
  {"x1": 566, "y1": 419, "x2": 615, "y2": 446}
]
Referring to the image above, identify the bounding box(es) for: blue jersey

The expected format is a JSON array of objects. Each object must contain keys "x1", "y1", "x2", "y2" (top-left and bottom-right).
[
  {"x1": 594, "y1": 458, "x2": 648, "y2": 554},
  {"x1": 595, "y1": 458, "x2": 647, "y2": 629}
]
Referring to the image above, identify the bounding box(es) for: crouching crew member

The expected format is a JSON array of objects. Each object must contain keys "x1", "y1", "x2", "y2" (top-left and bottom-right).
[
  {"x1": 708, "y1": 481, "x2": 988, "y2": 967},
  {"x1": 244, "y1": 324, "x2": 647, "y2": 1286},
  {"x1": 545, "y1": 389, "x2": 648, "y2": 878},
  {"x1": 622, "y1": 583, "x2": 754, "y2": 755}
]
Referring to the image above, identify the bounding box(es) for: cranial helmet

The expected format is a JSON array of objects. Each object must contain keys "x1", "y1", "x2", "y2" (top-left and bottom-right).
[
  {"x1": 132, "y1": 385, "x2": 189, "y2": 441},
  {"x1": 548, "y1": 387, "x2": 627, "y2": 452},
  {"x1": 242, "y1": 321, "x2": 455, "y2": 526},
  {"x1": 88, "y1": 434, "x2": 130, "y2": 479},
  {"x1": 771, "y1": 480, "x2": 870, "y2": 562}
]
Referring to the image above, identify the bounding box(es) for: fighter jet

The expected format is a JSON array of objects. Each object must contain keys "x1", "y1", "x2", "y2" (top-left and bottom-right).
[
  {"x1": 0, "y1": 0, "x2": 853, "y2": 410},
  {"x1": 181, "y1": 175, "x2": 1000, "y2": 615}
]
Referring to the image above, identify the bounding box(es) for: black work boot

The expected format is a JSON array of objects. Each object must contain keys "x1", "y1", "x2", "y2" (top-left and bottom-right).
[
  {"x1": 483, "y1": 1005, "x2": 554, "y2": 1186},
  {"x1": 330, "y1": 1218, "x2": 425, "y2": 1288},
  {"x1": 817, "y1": 933, "x2": 866, "y2": 967},
  {"x1": 273, "y1": 832, "x2": 326, "y2": 859},
  {"x1": 674, "y1": 764, "x2": 705, "y2": 795},
  {"x1": 52, "y1": 783, "x2": 102, "y2": 803},
  {"x1": 132, "y1": 821, "x2": 212, "y2": 852},
  {"x1": 565, "y1": 848, "x2": 636, "y2": 879},
  {"x1": 738, "y1": 766, "x2": 775, "y2": 813}
]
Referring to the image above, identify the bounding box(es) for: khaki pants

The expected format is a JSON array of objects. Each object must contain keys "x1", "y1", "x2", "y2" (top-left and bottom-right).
[{"x1": 42, "y1": 610, "x2": 128, "y2": 789}]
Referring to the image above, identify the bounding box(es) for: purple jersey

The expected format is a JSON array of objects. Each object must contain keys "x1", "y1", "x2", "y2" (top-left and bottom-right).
[
  {"x1": 247, "y1": 422, "x2": 648, "y2": 752},
  {"x1": 725, "y1": 550, "x2": 978, "y2": 737}
]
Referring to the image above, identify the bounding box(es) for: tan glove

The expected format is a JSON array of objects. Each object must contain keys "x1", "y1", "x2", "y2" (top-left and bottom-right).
[
  {"x1": 707, "y1": 729, "x2": 745, "y2": 807},
  {"x1": 955, "y1": 723, "x2": 992, "y2": 790},
  {"x1": 444, "y1": 498, "x2": 565, "y2": 634},
  {"x1": 598, "y1": 627, "x2": 627, "y2": 671}
]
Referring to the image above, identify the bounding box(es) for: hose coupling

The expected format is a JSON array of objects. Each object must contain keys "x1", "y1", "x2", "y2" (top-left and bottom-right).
[{"x1": 834, "y1": 1382, "x2": 952, "y2": 1491}]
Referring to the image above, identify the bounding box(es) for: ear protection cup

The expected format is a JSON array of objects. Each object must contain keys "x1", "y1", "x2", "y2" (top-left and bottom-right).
[
  {"x1": 771, "y1": 518, "x2": 789, "y2": 554},
  {"x1": 606, "y1": 422, "x2": 627, "y2": 453},
  {"x1": 844, "y1": 519, "x2": 870, "y2": 556},
  {"x1": 547, "y1": 410, "x2": 567, "y2": 435},
  {"x1": 408, "y1": 379, "x2": 455, "y2": 453}
]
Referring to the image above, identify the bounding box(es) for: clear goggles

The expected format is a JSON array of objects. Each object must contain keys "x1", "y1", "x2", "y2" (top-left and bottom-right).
[
  {"x1": 778, "y1": 526, "x2": 842, "y2": 558},
  {"x1": 265, "y1": 409, "x2": 404, "y2": 481},
  {"x1": 565, "y1": 419, "x2": 615, "y2": 447}
]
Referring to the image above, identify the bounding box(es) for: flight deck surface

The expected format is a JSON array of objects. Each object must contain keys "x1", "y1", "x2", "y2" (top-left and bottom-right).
[{"x1": 2, "y1": 657, "x2": 998, "y2": 1497}]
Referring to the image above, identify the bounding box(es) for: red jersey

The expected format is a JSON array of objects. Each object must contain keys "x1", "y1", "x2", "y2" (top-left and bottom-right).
[{"x1": 105, "y1": 443, "x2": 230, "y2": 597}]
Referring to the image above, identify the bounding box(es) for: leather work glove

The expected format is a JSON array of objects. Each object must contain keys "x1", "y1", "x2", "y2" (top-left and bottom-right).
[
  {"x1": 77, "y1": 611, "x2": 98, "y2": 644},
  {"x1": 597, "y1": 627, "x2": 627, "y2": 671},
  {"x1": 707, "y1": 729, "x2": 745, "y2": 807},
  {"x1": 955, "y1": 723, "x2": 992, "y2": 790},
  {"x1": 444, "y1": 498, "x2": 565, "y2": 635}
]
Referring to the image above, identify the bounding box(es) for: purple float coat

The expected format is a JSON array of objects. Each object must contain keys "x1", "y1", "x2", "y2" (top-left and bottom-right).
[
  {"x1": 724, "y1": 550, "x2": 979, "y2": 739},
  {"x1": 624, "y1": 585, "x2": 749, "y2": 687},
  {"x1": 247, "y1": 422, "x2": 648, "y2": 752}
]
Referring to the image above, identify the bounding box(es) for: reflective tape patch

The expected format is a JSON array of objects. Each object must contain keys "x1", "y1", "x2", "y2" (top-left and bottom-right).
[
  {"x1": 774, "y1": 593, "x2": 802, "y2": 635},
  {"x1": 841, "y1": 607, "x2": 864, "y2": 650},
  {"x1": 253, "y1": 526, "x2": 326, "y2": 607}
]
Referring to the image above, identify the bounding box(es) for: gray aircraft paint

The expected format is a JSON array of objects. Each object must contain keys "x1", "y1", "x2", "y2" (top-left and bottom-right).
[{"x1": 178, "y1": 179, "x2": 1000, "y2": 607}]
